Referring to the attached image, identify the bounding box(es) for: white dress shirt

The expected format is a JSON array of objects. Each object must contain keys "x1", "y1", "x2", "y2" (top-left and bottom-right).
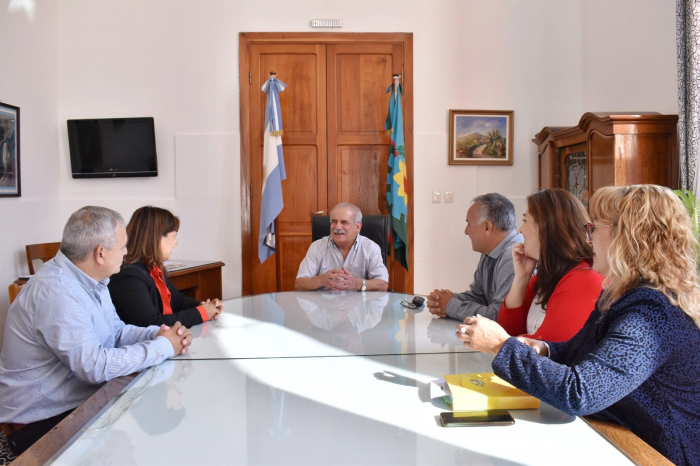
[{"x1": 296, "y1": 235, "x2": 389, "y2": 290}]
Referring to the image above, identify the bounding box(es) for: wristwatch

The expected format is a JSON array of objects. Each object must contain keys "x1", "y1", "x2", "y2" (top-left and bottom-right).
[{"x1": 361, "y1": 279, "x2": 366, "y2": 292}]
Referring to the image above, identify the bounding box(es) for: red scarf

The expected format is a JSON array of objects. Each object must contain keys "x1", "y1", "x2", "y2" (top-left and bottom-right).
[{"x1": 149, "y1": 265, "x2": 173, "y2": 315}]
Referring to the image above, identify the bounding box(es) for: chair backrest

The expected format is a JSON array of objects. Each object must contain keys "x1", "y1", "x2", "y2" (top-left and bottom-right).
[
  {"x1": 310, "y1": 214, "x2": 388, "y2": 266},
  {"x1": 25, "y1": 242, "x2": 61, "y2": 275},
  {"x1": 8, "y1": 283, "x2": 23, "y2": 305}
]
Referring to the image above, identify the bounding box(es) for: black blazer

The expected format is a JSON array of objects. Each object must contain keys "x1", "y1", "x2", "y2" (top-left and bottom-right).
[{"x1": 108, "y1": 261, "x2": 204, "y2": 328}]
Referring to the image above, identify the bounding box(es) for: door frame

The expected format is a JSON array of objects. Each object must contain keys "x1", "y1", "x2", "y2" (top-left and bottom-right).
[{"x1": 239, "y1": 32, "x2": 414, "y2": 295}]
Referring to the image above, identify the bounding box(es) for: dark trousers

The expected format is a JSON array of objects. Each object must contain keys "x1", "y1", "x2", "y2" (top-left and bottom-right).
[{"x1": 7, "y1": 409, "x2": 73, "y2": 456}]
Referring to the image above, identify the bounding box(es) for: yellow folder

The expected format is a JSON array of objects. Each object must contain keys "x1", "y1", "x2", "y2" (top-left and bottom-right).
[{"x1": 443, "y1": 372, "x2": 540, "y2": 411}]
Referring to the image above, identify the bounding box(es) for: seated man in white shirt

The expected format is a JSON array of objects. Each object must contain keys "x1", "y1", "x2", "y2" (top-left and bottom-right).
[
  {"x1": 295, "y1": 203, "x2": 389, "y2": 292},
  {"x1": 0, "y1": 206, "x2": 192, "y2": 455}
]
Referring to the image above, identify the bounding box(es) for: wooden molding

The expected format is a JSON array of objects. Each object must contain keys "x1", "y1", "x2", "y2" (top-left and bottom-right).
[{"x1": 583, "y1": 417, "x2": 672, "y2": 466}]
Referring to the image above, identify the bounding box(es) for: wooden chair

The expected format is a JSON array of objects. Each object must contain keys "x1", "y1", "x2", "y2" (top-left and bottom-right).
[
  {"x1": 25, "y1": 242, "x2": 61, "y2": 275},
  {"x1": 8, "y1": 283, "x2": 23, "y2": 304}
]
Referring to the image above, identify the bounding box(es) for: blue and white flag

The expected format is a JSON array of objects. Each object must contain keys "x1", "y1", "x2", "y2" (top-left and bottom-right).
[{"x1": 258, "y1": 75, "x2": 287, "y2": 263}]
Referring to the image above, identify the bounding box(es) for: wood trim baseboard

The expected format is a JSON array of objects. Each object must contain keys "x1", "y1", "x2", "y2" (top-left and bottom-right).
[{"x1": 582, "y1": 416, "x2": 672, "y2": 466}]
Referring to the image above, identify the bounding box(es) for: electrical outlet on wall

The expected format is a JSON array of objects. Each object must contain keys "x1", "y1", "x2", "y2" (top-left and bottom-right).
[
  {"x1": 432, "y1": 191, "x2": 442, "y2": 203},
  {"x1": 444, "y1": 191, "x2": 454, "y2": 203}
]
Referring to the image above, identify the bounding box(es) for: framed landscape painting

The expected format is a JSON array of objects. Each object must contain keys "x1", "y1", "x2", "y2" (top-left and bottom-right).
[
  {"x1": 449, "y1": 109, "x2": 513, "y2": 165},
  {"x1": 0, "y1": 102, "x2": 20, "y2": 197}
]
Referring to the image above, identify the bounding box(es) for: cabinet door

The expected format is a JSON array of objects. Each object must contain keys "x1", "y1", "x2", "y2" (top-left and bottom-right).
[
  {"x1": 559, "y1": 143, "x2": 589, "y2": 202},
  {"x1": 589, "y1": 131, "x2": 615, "y2": 195}
]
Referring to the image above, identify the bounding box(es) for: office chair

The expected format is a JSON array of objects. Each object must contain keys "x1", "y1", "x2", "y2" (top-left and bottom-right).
[{"x1": 311, "y1": 214, "x2": 388, "y2": 266}]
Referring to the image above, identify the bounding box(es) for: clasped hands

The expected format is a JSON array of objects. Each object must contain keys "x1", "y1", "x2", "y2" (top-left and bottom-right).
[
  {"x1": 157, "y1": 321, "x2": 192, "y2": 355},
  {"x1": 321, "y1": 266, "x2": 362, "y2": 291},
  {"x1": 200, "y1": 298, "x2": 224, "y2": 321},
  {"x1": 427, "y1": 289, "x2": 455, "y2": 317}
]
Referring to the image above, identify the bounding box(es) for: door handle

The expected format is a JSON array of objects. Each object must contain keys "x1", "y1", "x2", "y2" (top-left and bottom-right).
[{"x1": 312, "y1": 210, "x2": 325, "y2": 215}]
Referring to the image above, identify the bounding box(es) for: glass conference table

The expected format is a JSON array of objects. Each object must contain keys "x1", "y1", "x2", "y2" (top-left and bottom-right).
[{"x1": 38, "y1": 292, "x2": 634, "y2": 465}]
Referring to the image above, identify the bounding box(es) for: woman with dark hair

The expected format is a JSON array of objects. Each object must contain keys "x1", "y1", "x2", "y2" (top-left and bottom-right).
[
  {"x1": 108, "y1": 206, "x2": 222, "y2": 327},
  {"x1": 496, "y1": 189, "x2": 603, "y2": 342},
  {"x1": 457, "y1": 185, "x2": 700, "y2": 465}
]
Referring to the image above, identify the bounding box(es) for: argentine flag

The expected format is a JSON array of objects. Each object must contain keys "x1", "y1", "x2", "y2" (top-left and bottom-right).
[{"x1": 258, "y1": 75, "x2": 287, "y2": 263}]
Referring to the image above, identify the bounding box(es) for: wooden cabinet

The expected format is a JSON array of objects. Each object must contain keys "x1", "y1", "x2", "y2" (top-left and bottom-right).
[
  {"x1": 167, "y1": 261, "x2": 225, "y2": 301},
  {"x1": 533, "y1": 112, "x2": 679, "y2": 201}
]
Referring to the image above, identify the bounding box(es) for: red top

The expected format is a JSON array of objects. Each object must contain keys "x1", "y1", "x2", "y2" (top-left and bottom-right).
[
  {"x1": 497, "y1": 261, "x2": 603, "y2": 342},
  {"x1": 149, "y1": 266, "x2": 208, "y2": 322}
]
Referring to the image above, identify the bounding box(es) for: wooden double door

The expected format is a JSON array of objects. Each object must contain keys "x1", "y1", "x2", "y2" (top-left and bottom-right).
[{"x1": 239, "y1": 33, "x2": 413, "y2": 295}]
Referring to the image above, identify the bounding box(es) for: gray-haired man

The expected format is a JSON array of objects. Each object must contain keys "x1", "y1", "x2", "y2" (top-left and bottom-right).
[
  {"x1": 427, "y1": 193, "x2": 522, "y2": 322},
  {"x1": 296, "y1": 203, "x2": 389, "y2": 292},
  {"x1": 0, "y1": 206, "x2": 192, "y2": 455}
]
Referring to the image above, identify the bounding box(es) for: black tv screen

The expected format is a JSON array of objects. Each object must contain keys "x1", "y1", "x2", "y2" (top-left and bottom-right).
[{"x1": 67, "y1": 117, "x2": 158, "y2": 178}]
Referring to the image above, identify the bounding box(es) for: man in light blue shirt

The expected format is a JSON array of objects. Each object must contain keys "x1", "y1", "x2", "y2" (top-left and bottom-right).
[
  {"x1": 295, "y1": 203, "x2": 389, "y2": 292},
  {"x1": 0, "y1": 206, "x2": 192, "y2": 455}
]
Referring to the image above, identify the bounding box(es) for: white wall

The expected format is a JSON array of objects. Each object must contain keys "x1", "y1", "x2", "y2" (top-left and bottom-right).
[
  {"x1": 0, "y1": 0, "x2": 61, "y2": 349},
  {"x1": 0, "y1": 0, "x2": 678, "y2": 349}
]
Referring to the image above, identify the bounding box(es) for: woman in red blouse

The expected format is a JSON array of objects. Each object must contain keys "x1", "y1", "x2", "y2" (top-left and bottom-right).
[
  {"x1": 496, "y1": 189, "x2": 603, "y2": 342},
  {"x1": 108, "y1": 206, "x2": 223, "y2": 327}
]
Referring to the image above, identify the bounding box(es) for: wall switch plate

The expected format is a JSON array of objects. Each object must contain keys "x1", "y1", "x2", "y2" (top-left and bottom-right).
[
  {"x1": 432, "y1": 191, "x2": 442, "y2": 203},
  {"x1": 444, "y1": 190, "x2": 454, "y2": 203}
]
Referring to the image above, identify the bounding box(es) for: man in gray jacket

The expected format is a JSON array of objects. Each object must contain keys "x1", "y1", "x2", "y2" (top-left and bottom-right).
[{"x1": 427, "y1": 193, "x2": 522, "y2": 322}]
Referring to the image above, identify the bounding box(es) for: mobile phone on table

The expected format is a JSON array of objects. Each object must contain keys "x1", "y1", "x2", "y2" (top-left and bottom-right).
[{"x1": 440, "y1": 410, "x2": 514, "y2": 427}]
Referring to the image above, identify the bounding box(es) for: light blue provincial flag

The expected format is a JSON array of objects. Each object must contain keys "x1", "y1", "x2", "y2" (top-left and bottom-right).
[
  {"x1": 258, "y1": 75, "x2": 287, "y2": 263},
  {"x1": 385, "y1": 77, "x2": 409, "y2": 270}
]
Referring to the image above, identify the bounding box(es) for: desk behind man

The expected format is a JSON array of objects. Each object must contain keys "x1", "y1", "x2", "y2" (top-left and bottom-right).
[
  {"x1": 0, "y1": 206, "x2": 192, "y2": 455},
  {"x1": 296, "y1": 203, "x2": 388, "y2": 292},
  {"x1": 428, "y1": 193, "x2": 522, "y2": 322}
]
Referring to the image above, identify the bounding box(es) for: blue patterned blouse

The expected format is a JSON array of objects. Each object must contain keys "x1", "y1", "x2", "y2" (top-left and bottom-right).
[{"x1": 492, "y1": 287, "x2": 700, "y2": 465}]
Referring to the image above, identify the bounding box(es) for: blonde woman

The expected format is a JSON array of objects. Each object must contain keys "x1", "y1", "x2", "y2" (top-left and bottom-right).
[{"x1": 457, "y1": 185, "x2": 700, "y2": 465}]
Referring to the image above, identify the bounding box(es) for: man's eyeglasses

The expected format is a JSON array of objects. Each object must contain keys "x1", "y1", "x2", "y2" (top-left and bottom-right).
[{"x1": 584, "y1": 223, "x2": 613, "y2": 241}]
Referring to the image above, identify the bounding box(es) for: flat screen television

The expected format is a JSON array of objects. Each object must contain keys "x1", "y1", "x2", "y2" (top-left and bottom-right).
[{"x1": 67, "y1": 117, "x2": 158, "y2": 178}]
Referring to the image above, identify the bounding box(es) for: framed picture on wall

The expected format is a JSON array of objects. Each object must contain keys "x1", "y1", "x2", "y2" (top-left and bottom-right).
[
  {"x1": 448, "y1": 109, "x2": 513, "y2": 165},
  {"x1": 0, "y1": 102, "x2": 20, "y2": 197}
]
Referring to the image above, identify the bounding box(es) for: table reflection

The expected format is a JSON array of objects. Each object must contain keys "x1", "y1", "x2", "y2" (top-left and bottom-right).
[
  {"x1": 297, "y1": 292, "x2": 388, "y2": 353},
  {"x1": 183, "y1": 292, "x2": 479, "y2": 360}
]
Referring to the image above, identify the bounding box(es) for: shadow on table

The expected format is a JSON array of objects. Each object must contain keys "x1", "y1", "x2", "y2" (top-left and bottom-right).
[
  {"x1": 509, "y1": 407, "x2": 576, "y2": 425},
  {"x1": 373, "y1": 370, "x2": 433, "y2": 403}
]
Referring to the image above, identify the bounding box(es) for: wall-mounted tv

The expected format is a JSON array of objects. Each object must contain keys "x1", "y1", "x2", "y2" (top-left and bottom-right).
[{"x1": 67, "y1": 117, "x2": 158, "y2": 178}]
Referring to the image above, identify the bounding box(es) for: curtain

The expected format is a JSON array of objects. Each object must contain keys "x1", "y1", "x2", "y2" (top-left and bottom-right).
[{"x1": 677, "y1": 0, "x2": 700, "y2": 192}]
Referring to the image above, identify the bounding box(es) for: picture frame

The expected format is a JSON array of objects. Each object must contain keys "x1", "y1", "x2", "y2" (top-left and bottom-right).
[
  {"x1": 0, "y1": 102, "x2": 20, "y2": 197},
  {"x1": 448, "y1": 109, "x2": 513, "y2": 165}
]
